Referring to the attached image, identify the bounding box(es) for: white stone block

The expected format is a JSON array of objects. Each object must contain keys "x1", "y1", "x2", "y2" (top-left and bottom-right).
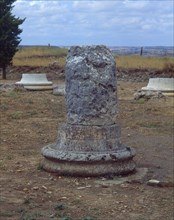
[
  {"x1": 16, "y1": 73, "x2": 53, "y2": 90},
  {"x1": 142, "y1": 78, "x2": 174, "y2": 96}
]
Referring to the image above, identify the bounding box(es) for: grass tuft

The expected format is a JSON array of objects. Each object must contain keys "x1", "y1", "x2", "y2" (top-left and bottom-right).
[
  {"x1": 0, "y1": 212, "x2": 13, "y2": 217},
  {"x1": 10, "y1": 111, "x2": 23, "y2": 119},
  {"x1": 54, "y1": 203, "x2": 65, "y2": 211}
]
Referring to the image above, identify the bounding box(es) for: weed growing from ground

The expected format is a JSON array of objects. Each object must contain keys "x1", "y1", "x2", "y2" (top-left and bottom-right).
[
  {"x1": 16, "y1": 207, "x2": 26, "y2": 214},
  {"x1": 139, "y1": 122, "x2": 161, "y2": 128},
  {"x1": 60, "y1": 217, "x2": 72, "y2": 220},
  {"x1": 0, "y1": 160, "x2": 6, "y2": 170},
  {"x1": 5, "y1": 90, "x2": 19, "y2": 98},
  {"x1": 10, "y1": 111, "x2": 23, "y2": 119},
  {"x1": 37, "y1": 163, "x2": 43, "y2": 171},
  {"x1": 21, "y1": 212, "x2": 43, "y2": 220},
  {"x1": 0, "y1": 211, "x2": 13, "y2": 217},
  {"x1": 0, "y1": 103, "x2": 8, "y2": 110},
  {"x1": 26, "y1": 99, "x2": 34, "y2": 104},
  {"x1": 23, "y1": 197, "x2": 32, "y2": 205},
  {"x1": 54, "y1": 203, "x2": 65, "y2": 211},
  {"x1": 27, "y1": 110, "x2": 38, "y2": 116}
]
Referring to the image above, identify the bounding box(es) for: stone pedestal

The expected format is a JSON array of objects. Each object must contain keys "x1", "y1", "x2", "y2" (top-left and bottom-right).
[
  {"x1": 142, "y1": 78, "x2": 174, "y2": 96},
  {"x1": 41, "y1": 45, "x2": 136, "y2": 176},
  {"x1": 16, "y1": 73, "x2": 53, "y2": 90}
]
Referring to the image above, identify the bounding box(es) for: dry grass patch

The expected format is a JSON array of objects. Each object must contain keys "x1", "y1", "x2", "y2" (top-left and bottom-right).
[
  {"x1": 13, "y1": 46, "x2": 68, "y2": 67},
  {"x1": 14, "y1": 46, "x2": 67, "y2": 58},
  {"x1": 12, "y1": 46, "x2": 174, "y2": 72},
  {"x1": 116, "y1": 55, "x2": 174, "y2": 70}
]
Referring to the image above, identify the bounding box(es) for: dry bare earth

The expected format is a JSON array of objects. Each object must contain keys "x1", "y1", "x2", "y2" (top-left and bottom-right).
[
  {"x1": 2, "y1": 63, "x2": 174, "y2": 82},
  {"x1": 0, "y1": 78, "x2": 173, "y2": 220}
]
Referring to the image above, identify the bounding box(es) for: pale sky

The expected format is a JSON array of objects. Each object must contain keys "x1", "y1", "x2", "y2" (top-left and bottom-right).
[{"x1": 13, "y1": 0, "x2": 174, "y2": 46}]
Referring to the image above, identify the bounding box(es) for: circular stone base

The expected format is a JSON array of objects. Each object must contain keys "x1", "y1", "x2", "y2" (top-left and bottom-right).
[
  {"x1": 40, "y1": 158, "x2": 136, "y2": 177},
  {"x1": 41, "y1": 122, "x2": 136, "y2": 177},
  {"x1": 41, "y1": 142, "x2": 136, "y2": 177},
  {"x1": 23, "y1": 85, "x2": 53, "y2": 90}
]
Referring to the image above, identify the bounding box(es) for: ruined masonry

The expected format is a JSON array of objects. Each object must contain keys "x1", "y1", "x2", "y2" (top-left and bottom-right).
[{"x1": 41, "y1": 45, "x2": 136, "y2": 176}]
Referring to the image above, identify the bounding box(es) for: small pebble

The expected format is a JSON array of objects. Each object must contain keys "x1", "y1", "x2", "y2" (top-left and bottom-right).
[
  {"x1": 33, "y1": 186, "x2": 39, "y2": 190},
  {"x1": 147, "y1": 179, "x2": 160, "y2": 186}
]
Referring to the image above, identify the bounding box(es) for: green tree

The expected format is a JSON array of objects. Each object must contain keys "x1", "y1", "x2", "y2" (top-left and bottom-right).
[{"x1": 0, "y1": 0, "x2": 25, "y2": 79}]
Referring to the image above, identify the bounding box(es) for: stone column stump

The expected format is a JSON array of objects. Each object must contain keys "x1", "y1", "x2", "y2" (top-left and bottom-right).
[{"x1": 41, "y1": 45, "x2": 136, "y2": 176}]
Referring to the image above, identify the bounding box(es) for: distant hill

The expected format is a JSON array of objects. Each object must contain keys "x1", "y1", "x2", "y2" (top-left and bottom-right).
[
  {"x1": 109, "y1": 46, "x2": 174, "y2": 57},
  {"x1": 19, "y1": 45, "x2": 174, "y2": 57}
]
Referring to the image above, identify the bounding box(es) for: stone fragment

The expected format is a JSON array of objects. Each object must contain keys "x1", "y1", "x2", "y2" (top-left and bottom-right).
[
  {"x1": 53, "y1": 84, "x2": 65, "y2": 96},
  {"x1": 32, "y1": 186, "x2": 39, "y2": 190},
  {"x1": 134, "y1": 90, "x2": 165, "y2": 100},
  {"x1": 147, "y1": 179, "x2": 174, "y2": 187},
  {"x1": 41, "y1": 45, "x2": 136, "y2": 177}
]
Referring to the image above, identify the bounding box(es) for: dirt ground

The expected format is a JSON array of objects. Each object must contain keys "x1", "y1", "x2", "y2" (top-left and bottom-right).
[{"x1": 0, "y1": 77, "x2": 174, "y2": 220}]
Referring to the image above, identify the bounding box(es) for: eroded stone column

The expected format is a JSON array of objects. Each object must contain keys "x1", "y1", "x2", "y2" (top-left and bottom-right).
[{"x1": 41, "y1": 45, "x2": 136, "y2": 176}]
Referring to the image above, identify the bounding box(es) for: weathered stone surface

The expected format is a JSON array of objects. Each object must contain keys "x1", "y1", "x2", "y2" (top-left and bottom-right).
[
  {"x1": 42, "y1": 123, "x2": 136, "y2": 159},
  {"x1": 65, "y1": 45, "x2": 117, "y2": 125},
  {"x1": 41, "y1": 45, "x2": 136, "y2": 177},
  {"x1": 40, "y1": 158, "x2": 136, "y2": 177},
  {"x1": 134, "y1": 90, "x2": 165, "y2": 100}
]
